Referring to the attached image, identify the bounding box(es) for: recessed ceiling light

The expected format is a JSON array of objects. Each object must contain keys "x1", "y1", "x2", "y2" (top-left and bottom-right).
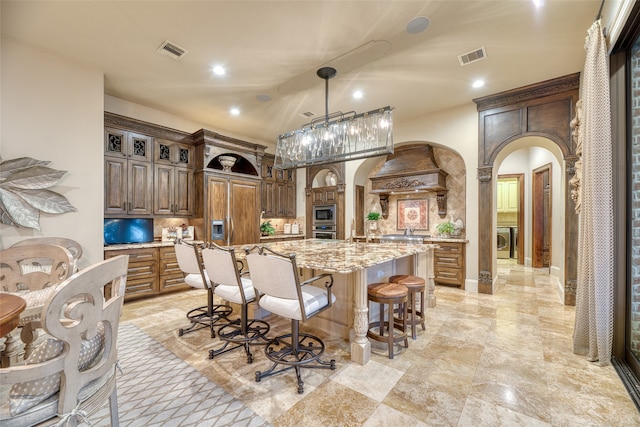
[
  {"x1": 472, "y1": 80, "x2": 485, "y2": 88},
  {"x1": 532, "y1": 0, "x2": 545, "y2": 8},
  {"x1": 405, "y1": 16, "x2": 430, "y2": 34},
  {"x1": 353, "y1": 90, "x2": 363, "y2": 99},
  {"x1": 230, "y1": 108, "x2": 240, "y2": 116},
  {"x1": 212, "y1": 65, "x2": 226, "y2": 76}
]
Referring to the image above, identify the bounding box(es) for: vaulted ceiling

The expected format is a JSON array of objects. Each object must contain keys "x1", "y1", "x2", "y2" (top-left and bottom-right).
[{"x1": 1, "y1": 1, "x2": 603, "y2": 147}]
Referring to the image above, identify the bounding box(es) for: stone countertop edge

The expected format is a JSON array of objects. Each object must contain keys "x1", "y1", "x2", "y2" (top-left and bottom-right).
[
  {"x1": 354, "y1": 236, "x2": 469, "y2": 243},
  {"x1": 259, "y1": 233, "x2": 306, "y2": 240},
  {"x1": 103, "y1": 240, "x2": 204, "y2": 251}
]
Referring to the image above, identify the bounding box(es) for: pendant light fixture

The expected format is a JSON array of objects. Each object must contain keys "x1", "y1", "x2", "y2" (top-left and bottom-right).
[{"x1": 274, "y1": 66, "x2": 393, "y2": 169}]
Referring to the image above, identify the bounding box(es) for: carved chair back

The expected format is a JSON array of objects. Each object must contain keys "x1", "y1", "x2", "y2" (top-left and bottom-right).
[
  {"x1": 11, "y1": 237, "x2": 82, "y2": 272},
  {"x1": 0, "y1": 244, "x2": 74, "y2": 293}
]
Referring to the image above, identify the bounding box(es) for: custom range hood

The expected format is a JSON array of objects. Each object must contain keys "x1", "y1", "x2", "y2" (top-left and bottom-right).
[{"x1": 369, "y1": 144, "x2": 449, "y2": 218}]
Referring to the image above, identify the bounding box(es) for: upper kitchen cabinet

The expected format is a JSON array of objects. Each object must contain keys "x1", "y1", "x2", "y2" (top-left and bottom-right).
[
  {"x1": 104, "y1": 127, "x2": 154, "y2": 162},
  {"x1": 154, "y1": 139, "x2": 193, "y2": 167},
  {"x1": 260, "y1": 154, "x2": 296, "y2": 218},
  {"x1": 104, "y1": 127, "x2": 153, "y2": 216},
  {"x1": 154, "y1": 164, "x2": 194, "y2": 216},
  {"x1": 153, "y1": 139, "x2": 194, "y2": 216},
  {"x1": 104, "y1": 113, "x2": 194, "y2": 217}
]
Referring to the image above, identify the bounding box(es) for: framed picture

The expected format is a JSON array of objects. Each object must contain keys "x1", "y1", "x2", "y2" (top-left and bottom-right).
[{"x1": 397, "y1": 199, "x2": 429, "y2": 230}]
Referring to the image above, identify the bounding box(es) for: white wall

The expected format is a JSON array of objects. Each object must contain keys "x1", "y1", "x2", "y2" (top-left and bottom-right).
[{"x1": 1, "y1": 39, "x2": 104, "y2": 267}]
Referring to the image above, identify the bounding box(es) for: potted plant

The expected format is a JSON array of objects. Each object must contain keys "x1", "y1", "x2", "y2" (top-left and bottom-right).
[
  {"x1": 436, "y1": 221, "x2": 455, "y2": 237},
  {"x1": 367, "y1": 212, "x2": 381, "y2": 231},
  {"x1": 367, "y1": 212, "x2": 381, "y2": 221},
  {"x1": 260, "y1": 220, "x2": 276, "y2": 236}
]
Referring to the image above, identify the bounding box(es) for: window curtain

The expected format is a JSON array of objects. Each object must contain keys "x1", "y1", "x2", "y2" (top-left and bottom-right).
[{"x1": 573, "y1": 19, "x2": 614, "y2": 366}]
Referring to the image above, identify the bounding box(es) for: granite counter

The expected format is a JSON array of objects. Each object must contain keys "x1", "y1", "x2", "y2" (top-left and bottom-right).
[{"x1": 236, "y1": 239, "x2": 437, "y2": 365}]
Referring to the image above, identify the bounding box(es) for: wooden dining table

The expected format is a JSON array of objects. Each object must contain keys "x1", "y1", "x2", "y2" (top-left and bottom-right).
[{"x1": 0, "y1": 293, "x2": 27, "y2": 338}]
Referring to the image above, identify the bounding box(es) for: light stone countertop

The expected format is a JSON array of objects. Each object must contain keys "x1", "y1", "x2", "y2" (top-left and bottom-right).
[
  {"x1": 236, "y1": 238, "x2": 438, "y2": 274},
  {"x1": 259, "y1": 233, "x2": 305, "y2": 240},
  {"x1": 354, "y1": 235, "x2": 468, "y2": 244},
  {"x1": 103, "y1": 240, "x2": 203, "y2": 251}
]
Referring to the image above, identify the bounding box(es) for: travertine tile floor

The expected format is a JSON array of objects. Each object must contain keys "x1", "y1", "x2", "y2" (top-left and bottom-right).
[{"x1": 121, "y1": 260, "x2": 640, "y2": 426}]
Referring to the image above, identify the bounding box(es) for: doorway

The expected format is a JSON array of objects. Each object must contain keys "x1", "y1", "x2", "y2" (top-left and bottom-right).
[
  {"x1": 497, "y1": 173, "x2": 524, "y2": 265},
  {"x1": 532, "y1": 164, "x2": 552, "y2": 268}
]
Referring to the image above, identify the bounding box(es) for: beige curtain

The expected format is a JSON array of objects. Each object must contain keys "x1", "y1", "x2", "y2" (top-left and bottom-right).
[{"x1": 573, "y1": 19, "x2": 614, "y2": 366}]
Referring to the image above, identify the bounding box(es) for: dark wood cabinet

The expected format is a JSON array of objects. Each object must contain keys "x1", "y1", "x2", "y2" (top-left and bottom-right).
[
  {"x1": 206, "y1": 174, "x2": 260, "y2": 245},
  {"x1": 154, "y1": 164, "x2": 194, "y2": 216},
  {"x1": 105, "y1": 245, "x2": 189, "y2": 301},
  {"x1": 104, "y1": 127, "x2": 154, "y2": 162},
  {"x1": 154, "y1": 139, "x2": 194, "y2": 216},
  {"x1": 105, "y1": 247, "x2": 158, "y2": 300},
  {"x1": 158, "y1": 246, "x2": 189, "y2": 293},
  {"x1": 104, "y1": 154, "x2": 153, "y2": 216},
  {"x1": 433, "y1": 241, "x2": 466, "y2": 289},
  {"x1": 104, "y1": 127, "x2": 154, "y2": 216},
  {"x1": 312, "y1": 187, "x2": 337, "y2": 204},
  {"x1": 261, "y1": 155, "x2": 296, "y2": 218}
]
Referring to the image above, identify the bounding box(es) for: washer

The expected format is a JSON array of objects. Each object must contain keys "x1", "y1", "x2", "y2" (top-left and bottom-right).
[{"x1": 497, "y1": 227, "x2": 510, "y2": 259}]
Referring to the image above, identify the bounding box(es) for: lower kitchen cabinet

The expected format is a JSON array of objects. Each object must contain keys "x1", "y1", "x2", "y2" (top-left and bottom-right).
[
  {"x1": 432, "y1": 241, "x2": 466, "y2": 289},
  {"x1": 158, "y1": 246, "x2": 190, "y2": 292},
  {"x1": 105, "y1": 245, "x2": 189, "y2": 301}
]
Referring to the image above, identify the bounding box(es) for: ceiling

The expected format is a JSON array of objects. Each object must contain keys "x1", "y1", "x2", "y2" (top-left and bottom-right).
[{"x1": 1, "y1": 1, "x2": 602, "y2": 148}]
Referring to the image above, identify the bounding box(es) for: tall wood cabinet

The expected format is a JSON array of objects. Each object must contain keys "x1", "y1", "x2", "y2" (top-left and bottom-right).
[
  {"x1": 153, "y1": 139, "x2": 194, "y2": 216},
  {"x1": 104, "y1": 127, "x2": 154, "y2": 216},
  {"x1": 204, "y1": 173, "x2": 261, "y2": 245},
  {"x1": 261, "y1": 154, "x2": 296, "y2": 218}
]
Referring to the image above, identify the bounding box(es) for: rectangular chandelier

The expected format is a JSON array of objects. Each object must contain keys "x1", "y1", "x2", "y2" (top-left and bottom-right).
[{"x1": 274, "y1": 106, "x2": 394, "y2": 169}]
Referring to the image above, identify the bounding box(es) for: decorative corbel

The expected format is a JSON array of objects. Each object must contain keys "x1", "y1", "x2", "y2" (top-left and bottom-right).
[
  {"x1": 477, "y1": 166, "x2": 493, "y2": 183},
  {"x1": 379, "y1": 195, "x2": 389, "y2": 219},
  {"x1": 436, "y1": 192, "x2": 447, "y2": 218}
]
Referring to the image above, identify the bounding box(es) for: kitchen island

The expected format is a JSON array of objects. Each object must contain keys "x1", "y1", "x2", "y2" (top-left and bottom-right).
[{"x1": 236, "y1": 239, "x2": 437, "y2": 365}]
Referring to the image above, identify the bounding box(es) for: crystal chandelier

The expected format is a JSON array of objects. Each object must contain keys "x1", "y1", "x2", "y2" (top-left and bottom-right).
[{"x1": 274, "y1": 67, "x2": 394, "y2": 169}]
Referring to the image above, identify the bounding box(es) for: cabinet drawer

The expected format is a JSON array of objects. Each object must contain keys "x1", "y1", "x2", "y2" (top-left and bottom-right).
[
  {"x1": 123, "y1": 277, "x2": 159, "y2": 299},
  {"x1": 159, "y1": 272, "x2": 189, "y2": 293},
  {"x1": 434, "y1": 242, "x2": 462, "y2": 254},
  {"x1": 434, "y1": 253, "x2": 462, "y2": 269},
  {"x1": 158, "y1": 247, "x2": 182, "y2": 275},
  {"x1": 434, "y1": 267, "x2": 463, "y2": 285}
]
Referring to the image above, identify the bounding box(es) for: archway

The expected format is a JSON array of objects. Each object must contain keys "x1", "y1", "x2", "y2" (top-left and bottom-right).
[
  {"x1": 474, "y1": 73, "x2": 580, "y2": 305},
  {"x1": 494, "y1": 139, "x2": 567, "y2": 300}
]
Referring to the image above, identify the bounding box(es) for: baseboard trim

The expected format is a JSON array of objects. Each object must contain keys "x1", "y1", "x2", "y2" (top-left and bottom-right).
[{"x1": 465, "y1": 279, "x2": 478, "y2": 293}]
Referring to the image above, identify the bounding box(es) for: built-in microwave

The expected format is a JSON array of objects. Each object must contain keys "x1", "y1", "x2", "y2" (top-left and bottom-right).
[{"x1": 313, "y1": 204, "x2": 336, "y2": 225}]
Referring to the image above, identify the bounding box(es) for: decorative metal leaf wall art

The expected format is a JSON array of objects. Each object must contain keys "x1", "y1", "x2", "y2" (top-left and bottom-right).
[{"x1": 0, "y1": 156, "x2": 77, "y2": 230}]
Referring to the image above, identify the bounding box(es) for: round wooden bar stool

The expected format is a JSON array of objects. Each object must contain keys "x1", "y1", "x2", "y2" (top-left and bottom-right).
[
  {"x1": 389, "y1": 274, "x2": 426, "y2": 340},
  {"x1": 367, "y1": 282, "x2": 409, "y2": 359}
]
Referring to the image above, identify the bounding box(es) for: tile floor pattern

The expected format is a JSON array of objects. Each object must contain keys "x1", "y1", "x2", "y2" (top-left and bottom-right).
[
  {"x1": 121, "y1": 260, "x2": 640, "y2": 426},
  {"x1": 92, "y1": 323, "x2": 270, "y2": 427}
]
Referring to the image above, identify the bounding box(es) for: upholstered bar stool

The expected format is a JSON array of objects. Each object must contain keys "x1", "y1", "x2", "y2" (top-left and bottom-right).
[
  {"x1": 367, "y1": 282, "x2": 408, "y2": 359},
  {"x1": 389, "y1": 274, "x2": 426, "y2": 340}
]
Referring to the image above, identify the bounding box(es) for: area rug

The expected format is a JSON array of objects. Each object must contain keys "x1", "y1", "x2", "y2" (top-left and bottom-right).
[{"x1": 91, "y1": 323, "x2": 271, "y2": 427}]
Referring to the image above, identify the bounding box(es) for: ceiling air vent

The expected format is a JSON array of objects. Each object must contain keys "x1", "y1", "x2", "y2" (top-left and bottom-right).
[
  {"x1": 157, "y1": 40, "x2": 188, "y2": 60},
  {"x1": 301, "y1": 111, "x2": 315, "y2": 118},
  {"x1": 458, "y1": 47, "x2": 487, "y2": 66}
]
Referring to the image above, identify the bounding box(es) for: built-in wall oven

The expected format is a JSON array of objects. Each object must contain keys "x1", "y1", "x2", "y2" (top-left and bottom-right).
[
  {"x1": 312, "y1": 225, "x2": 336, "y2": 239},
  {"x1": 313, "y1": 204, "x2": 336, "y2": 226}
]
